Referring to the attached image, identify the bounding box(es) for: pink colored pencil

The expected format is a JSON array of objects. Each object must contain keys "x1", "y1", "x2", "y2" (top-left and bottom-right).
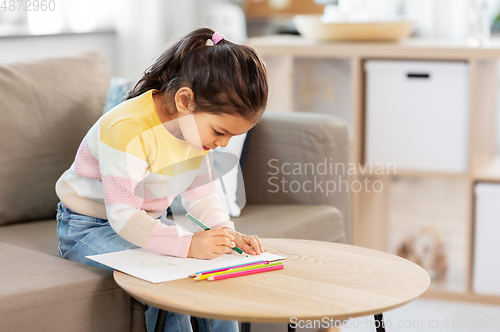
[{"x1": 207, "y1": 263, "x2": 284, "y2": 281}]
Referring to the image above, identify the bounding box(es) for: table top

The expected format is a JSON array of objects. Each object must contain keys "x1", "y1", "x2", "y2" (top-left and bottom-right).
[{"x1": 114, "y1": 238, "x2": 430, "y2": 323}]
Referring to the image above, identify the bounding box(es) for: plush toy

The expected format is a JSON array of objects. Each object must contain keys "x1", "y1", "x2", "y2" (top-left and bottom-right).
[{"x1": 396, "y1": 224, "x2": 448, "y2": 281}]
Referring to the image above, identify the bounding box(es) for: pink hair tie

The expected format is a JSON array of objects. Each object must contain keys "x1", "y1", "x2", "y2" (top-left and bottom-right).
[{"x1": 212, "y1": 32, "x2": 224, "y2": 45}]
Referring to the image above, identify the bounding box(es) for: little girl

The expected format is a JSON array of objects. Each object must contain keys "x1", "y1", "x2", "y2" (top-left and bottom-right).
[{"x1": 55, "y1": 28, "x2": 268, "y2": 332}]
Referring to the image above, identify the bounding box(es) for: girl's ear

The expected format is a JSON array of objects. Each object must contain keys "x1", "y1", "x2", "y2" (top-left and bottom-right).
[{"x1": 175, "y1": 87, "x2": 195, "y2": 114}]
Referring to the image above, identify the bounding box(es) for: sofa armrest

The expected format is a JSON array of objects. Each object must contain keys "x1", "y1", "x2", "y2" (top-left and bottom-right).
[{"x1": 241, "y1": 111, "x2": 350, "y2": 241}]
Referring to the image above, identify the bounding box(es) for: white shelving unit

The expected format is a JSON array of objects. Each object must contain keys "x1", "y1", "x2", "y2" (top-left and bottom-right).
[{"x1": 247, "y1": 34, "x2": 500, "y2": 304}]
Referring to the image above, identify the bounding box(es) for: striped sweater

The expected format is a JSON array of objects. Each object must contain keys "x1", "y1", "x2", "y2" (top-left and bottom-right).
[{"x1": 56, "y1": 89, "x2": 234, "y2": 258}]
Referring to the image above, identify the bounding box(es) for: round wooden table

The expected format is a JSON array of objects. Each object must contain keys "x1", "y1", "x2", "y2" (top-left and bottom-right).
[{"x1": 114, "y1": 238, "x2": 430, "y2": 332}]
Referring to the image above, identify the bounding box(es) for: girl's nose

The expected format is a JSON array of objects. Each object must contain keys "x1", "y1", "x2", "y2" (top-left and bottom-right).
[{"x1": 215, "y1": 137, "x2": 230, "y2": 148}]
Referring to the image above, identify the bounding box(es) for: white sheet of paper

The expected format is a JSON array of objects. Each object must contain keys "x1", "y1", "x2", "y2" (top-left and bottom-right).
[{"x1": 87, "y1": 248, "x2": 286, "y2": 283}]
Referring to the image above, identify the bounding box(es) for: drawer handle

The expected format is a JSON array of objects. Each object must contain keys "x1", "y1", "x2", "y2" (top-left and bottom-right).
[{"x1": 407, "y1": 73, "x2": 430, "y2": 79}]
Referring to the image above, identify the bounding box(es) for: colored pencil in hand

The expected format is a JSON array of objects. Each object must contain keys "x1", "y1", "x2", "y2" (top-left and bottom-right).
[
  {"x1": 186, "y1": 213, "x2": 246, "y2": 255},
  {"x1": 207, "y1": 262, "x2": 284, "y2": 281}
]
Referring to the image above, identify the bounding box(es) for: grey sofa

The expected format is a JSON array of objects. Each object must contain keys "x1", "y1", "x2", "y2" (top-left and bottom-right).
[{"x1": 0, "y1": 52, "x2": 349, "y2": 331}]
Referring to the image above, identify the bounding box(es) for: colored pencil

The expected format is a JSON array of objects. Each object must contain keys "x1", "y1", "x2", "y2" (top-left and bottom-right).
[
  {"x1": 186, "y1": 213, "x2": 246, "y2": 255},
  {"x1": 196, "y1": 261, "x2": 281, "y2": 281},
  {"x1": 194, "y1": 262, "x2": 282, "y2": 281},
  {"x1": 189, "y1": 260, "x2": 268, "y2": 278},
  {"x1": 207, "y1": 263, "x2": 284, "y2": 281}
]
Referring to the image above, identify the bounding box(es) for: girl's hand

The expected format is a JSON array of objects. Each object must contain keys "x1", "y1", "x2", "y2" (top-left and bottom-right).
[
  {"x1": 187, "y1": 229, "x2": 236, "y2": 260},
  {"x1": 222, "y1": 228, "x2": 266, "y2": 255}
]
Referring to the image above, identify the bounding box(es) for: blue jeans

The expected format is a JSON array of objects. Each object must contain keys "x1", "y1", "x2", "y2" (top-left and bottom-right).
[{"x1": 56, "y1": 202, "x2": 238, "y2": 332}]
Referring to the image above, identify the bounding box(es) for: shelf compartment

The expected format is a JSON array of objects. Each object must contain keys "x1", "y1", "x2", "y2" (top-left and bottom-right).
[
  {"x1": 472, "y1": 183, "x2": 500, "y2": 296},
  {"x1": 364, "y1": 60, "x2": 470, "y2": 173},
  {"x1": 474, "y1": 156, "x2": 500, "y2": 183},
  {"x1": 386, "y1": 176, "x2": 469, "y2": 294}
]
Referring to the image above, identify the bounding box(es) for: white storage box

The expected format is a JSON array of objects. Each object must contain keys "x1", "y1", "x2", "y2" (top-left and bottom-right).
[
  {"x1": 365, "y1": 60, "x2": 469, "y2": 173},
  {"x1": 473, "y1": 183, "x2": 500, "y2": 296}
]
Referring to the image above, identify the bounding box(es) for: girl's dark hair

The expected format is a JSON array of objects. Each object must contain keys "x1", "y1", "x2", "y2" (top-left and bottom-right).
[{"x1": 126, "y1": 27, "x2": 268, "y2": 122}]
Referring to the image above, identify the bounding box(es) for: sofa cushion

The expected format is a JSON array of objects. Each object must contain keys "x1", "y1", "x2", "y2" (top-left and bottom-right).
[
  {"x1": 0, "y1": 52, "x2": 110, "y2": 226},
  {"x1": 0, "y1": 219, "x2": 59, "y2": 256},
  {"x1": 173, "y1": 204, "x2": 346, "y2": 243},
  {"x1": 0, "y1": 242, "x2": 132, "y2": 332},
  {"x1": 233, "y1": 204, "x2": 346, "y2": 243}
]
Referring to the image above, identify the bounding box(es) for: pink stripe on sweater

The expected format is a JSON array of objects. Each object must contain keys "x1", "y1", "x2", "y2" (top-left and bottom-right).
[
  {"x1": 75, "y1": 137, "x2": 101, "y2": 180},
  {"x1": 102, "y1": 175, "x2": 175, "y2": 211},
  {"x1": 146, "y1": 224, "x2": 193, "y2": 257},
  {"x1": 202, "y1": 210, "x2": 234, "y2": 230},
  {"x1": 182, "y1": 174, "x2": 216, "y2": 201},
  {"x1": 102, "y1": 175, "x2": 142, "y2": 207},
  {"x1": 142, "y1": 198, "x2": 173, "y2": 211}
]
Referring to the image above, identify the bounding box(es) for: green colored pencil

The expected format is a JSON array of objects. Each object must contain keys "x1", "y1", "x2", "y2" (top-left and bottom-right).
[{"x1": 186, "y1": 213, "x2": 246, "y2": 255}]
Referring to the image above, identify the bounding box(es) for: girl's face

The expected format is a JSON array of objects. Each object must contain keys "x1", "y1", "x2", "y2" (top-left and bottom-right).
[
  {"x1": 179, "y1": 112, "x2": 256, "y2": 151},
  {"x1": 155, "y1": 87, "x2": 259, "y2": 151}
]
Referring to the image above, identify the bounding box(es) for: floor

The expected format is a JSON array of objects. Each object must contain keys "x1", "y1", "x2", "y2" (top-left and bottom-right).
[{"x1": 246, "y1": 298, "x2": 500, "y2": 331}]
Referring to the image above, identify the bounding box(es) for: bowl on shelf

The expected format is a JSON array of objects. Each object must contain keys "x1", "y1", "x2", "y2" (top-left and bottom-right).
[{"x1": 293, "y1": 14, "x2": 413, "y2": 41}]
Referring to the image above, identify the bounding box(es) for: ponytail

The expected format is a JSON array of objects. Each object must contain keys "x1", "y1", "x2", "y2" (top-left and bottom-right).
[{"x1": 126, "y1": 27, "x2": 268, "y2": 121}]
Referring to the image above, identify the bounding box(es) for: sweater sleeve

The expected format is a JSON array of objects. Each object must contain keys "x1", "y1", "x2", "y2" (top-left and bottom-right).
[
  {"x1": 181, "y1": 154, "x2": 235, "y2": 231},
  {"x1": 99, "y1": 119, "x2": 193, "y2": 257}
]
